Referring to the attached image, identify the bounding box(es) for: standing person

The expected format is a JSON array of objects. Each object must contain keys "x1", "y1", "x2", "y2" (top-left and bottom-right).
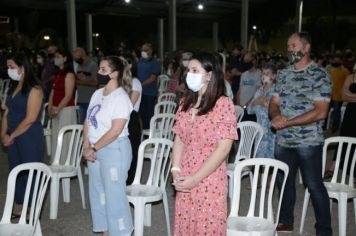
[
  {"x1": 236, "y1": 52, "x2": 261, "y2": 121},
  {"x1": 137, "y1": 43, "x2": 161, "y2": 129},
  {"x1": 1, "y1": 53, "x2": 44, "y2": 216},
  {"x1": 73, "y1": 47, "x2": 98, "y2": 123},
  {"x1": 120, "y1": 54, "x2": 143, "y2": 185},
  {"x1": 83, "y1": 56, "x2": 133, "y2": 236},
  {"x1": 326, "y1": 54, "x2": 350, "y2": 132},
  {"x1": 172, "y1": 52, "x2": 238, "y2": 236},
  {"x1": 248, "y1": 63, "x2": 276, "y2": 159},
  {"x1": 48, "y1": 49, "x2": 77, "y2": 161},
  {"x1": 269, "y1": 32, "x2": 332, "y2": 236},
  {"x1": 229, "y1": 44, "x2": 247, "y2": 102}
]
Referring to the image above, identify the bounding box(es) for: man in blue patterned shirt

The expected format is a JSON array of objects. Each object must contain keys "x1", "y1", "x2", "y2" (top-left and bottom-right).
[{"x1": 269, "y1": 32, "x2": 332, "y2": 236}]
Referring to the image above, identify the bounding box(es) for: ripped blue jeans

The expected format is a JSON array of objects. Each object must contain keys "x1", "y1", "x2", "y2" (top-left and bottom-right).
[{"x1": 88, "y1": 137, "x2": 133, "y2": 235}]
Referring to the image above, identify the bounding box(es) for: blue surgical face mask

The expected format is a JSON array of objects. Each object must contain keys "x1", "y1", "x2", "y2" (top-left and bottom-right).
[{"x1": 186, "y1": 72, "x2": 205, "y2": 92}]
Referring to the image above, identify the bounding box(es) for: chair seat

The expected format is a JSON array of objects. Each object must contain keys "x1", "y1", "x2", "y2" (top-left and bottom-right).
[
  {"x1": 227, "y1": 216, "x2": 275, "y2": 233},
  {"x1": 0, "y1": 223, "x2": 33, "y2": 236},
  {"x1": 142, "y1": 129, "x2": 149, "y2": 136},
  {"x1": 50, "y1": 165, "x2": 76, "y2": 173},
  {"x1": 126, "y1": 185, "x2": 163, "y2": 202},
  {"x1": 324, "y1": 182, "x2": 356, "y2": 197}
]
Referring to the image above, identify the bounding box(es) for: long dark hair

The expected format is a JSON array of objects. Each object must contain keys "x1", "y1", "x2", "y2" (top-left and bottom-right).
[
  {"x1": 56, "y1": 48, "x2": 74, "y2": 73},
  {"x1": 6, "y1": 52, "x2": 43, "y2": 95},
  {"x1": 182, "y1": 52, "x2": 226, "y2": 115}
]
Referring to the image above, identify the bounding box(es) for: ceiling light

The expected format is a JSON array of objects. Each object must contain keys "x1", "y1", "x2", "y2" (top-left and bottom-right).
[
  {"x1": 252, "y1": 25, "x2": 257, "y2": 30},
  {"x1": 43, "y1": 35, "x2": 50, "y2": 40},
  {"x1": 198, "y1": 3, "x2": 204, "y2": 10},
  {"x1": 124, "y1": 0, "x2": 131, "y2": 3}
]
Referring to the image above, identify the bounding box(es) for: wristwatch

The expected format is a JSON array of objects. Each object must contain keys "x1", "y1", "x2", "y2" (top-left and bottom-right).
[{"x1": 90, "y1": 143, "x2": 97, "y2": 152}]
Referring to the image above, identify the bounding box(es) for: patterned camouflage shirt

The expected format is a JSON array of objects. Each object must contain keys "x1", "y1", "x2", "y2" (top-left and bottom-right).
[{"x1": 272, "y1": 62, "x2": 332, "y2": 147}]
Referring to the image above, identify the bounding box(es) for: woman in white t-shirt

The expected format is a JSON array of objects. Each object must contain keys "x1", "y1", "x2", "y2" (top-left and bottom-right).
[
  {"x1": 120, "y1": 54, "x2": 143, "y2": 185},
  {"x1": 83, "y1": 56, "x2": 133, "y2": 236}
]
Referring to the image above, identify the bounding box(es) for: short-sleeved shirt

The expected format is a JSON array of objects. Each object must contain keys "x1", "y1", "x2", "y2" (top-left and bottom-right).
[
  {"x1": 132, "y1": 78, "x2": 142, "y2": 112},
  {"x1": 273, "y1": 62, "x2": 331, "y2": 147},
  {"x1": 137, "y1": 58, "x2": 161, "y2": 96},
  {"x1": 239, "y1": 69, "x2": 261, "y2": 106},
  {"x1": 87, "y1": 87, "x2": 133, "y2": 143},
  {"x1": 76, "y1": 58, "x2": 98, "y2": 103}
]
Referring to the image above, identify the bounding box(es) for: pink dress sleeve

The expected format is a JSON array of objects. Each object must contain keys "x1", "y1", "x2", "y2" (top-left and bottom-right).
[{"x1": 215, "y1": 97, "x2": 238, "y2": 141}]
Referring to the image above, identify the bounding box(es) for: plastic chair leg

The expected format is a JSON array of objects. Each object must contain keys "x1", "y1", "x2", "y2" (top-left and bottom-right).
[
  {"x1": 45, "y1": 136, "x2": 51, "y2": 156},
  {"x1": 50, "y1": 175, "x2": 60, "y2": 219},
  {"x1": 144, "y1": 204, "x2": 152, "y2": 227},
  {"x1": 228, "y1": 175, "x2": 233, "y2": 200},
  {"x1": 62, "y1": 178, "x2": 71, "y2": 203},
  {"x1": 162, "y1": 192, "x2": 171, "y2": 236},
  {"x1": 298, "y1": 170, "x2": 303, "y2": 184},
  {"x1": 77, "y1": 167, "x2": 86, "y2": 209},
  {"x1": 133, "y1": 200, "x2": 145, "y2": 236},
  {"x1": 299, "y1": 190, "x2": 310, "y2": 234},
  {"x1": 338, "y1": 195, "x2": 347, "y2": 236},
  {"x1": 353, "y1": 198, "x2": 356, "y2": 227},
  {"x1": 33, "y1": 221, "x2": 43, "y2": 236}
]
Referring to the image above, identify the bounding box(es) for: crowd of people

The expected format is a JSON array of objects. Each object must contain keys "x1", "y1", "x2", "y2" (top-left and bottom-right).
[{"x1": 0, "y1": 31, "x2": 355, "y2": 236}]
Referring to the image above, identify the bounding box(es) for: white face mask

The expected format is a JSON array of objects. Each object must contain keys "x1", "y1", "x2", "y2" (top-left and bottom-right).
[
  {"x1": 54, "y1": 57, "x2": 64, "y2": 67},
  {"x1": 262, "y1": 75, "x2": 273, "y2": 84},
  {"x1": 8, "y1": 68, "x2": 21, "y2": 81},
  {"x1": 37, "y1": 57, "x2": 44, "y2": 65},
  {"x1": 141, "y1": 51, "x2": 148, "y2": 59},
  {"x1": 182, "y1": 60, "x2": 189, "y2": 67},
  {"x1": 186, "y1": 72, "x2": 205, "y2": 92}
]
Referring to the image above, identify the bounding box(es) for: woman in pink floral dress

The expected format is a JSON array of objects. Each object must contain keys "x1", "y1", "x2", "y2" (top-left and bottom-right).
[{"x1": 172, "y1": 52, "x2": 238, "y2": 236}]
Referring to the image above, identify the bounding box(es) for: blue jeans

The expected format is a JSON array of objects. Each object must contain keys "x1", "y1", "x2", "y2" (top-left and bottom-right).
[
  {"x1": 78, "y1": 102, "x2": 89, "y2": 124},
  {"x1": 275, "y1": 145, "x2": 332, "y2": 236},
  {"x1": 88, "y1": 137, "x2": 133, "y2": 235},
  {"x1": 139, "y1": 95, "x2": 156, "y2": 129}
]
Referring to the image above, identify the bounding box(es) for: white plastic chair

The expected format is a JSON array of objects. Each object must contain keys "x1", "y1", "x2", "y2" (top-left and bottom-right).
[
  {"x1": 0, "y1": 163, "x2": 52, "y2": 236},
  {"x1": 49, "y1": 124, "x2": 86, "y2": 219},
  {"x1": 227, "y1": 158, "x2": 289, "y2": 236},
  {"x1": 326, "y1": 105, "x2": 347, "y2": 132},
  {"x1": 299, "y1": 136, "x2": 356, "y2": 236},
  {"x1": 157, "y1": 92, "x2": 176, "y2": 103},
  {"x1": 0, "y1": 79, "x2": 10, "y2": 109},
  {"x1": 126, "y1": 138, "x2": 173, "y2": 236},
  {"x1": 157, "y1": 75, "x2": 170, "y2": 97},
  {"x1": 235, "y1": 105, "x2": 244, "y2": 123},
  {"x1": 40, "y1": 103, "x2": 52, "y2": 156},
  {"x1": 227, "y1": 121, "x2": 264, "y2": 200}
]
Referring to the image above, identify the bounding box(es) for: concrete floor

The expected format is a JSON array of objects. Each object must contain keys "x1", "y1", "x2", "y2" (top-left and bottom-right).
[{"x1": 0, "y1": 139, "x2": 355, "y2": 236}]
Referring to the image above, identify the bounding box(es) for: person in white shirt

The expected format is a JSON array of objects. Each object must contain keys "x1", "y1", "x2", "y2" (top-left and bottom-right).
[
  {"x1": 83, "y1": 56, "x2": 133, "y2": 236},
  {"x1": 120, "y1": 54, "x2": 143, "y2": 185}
]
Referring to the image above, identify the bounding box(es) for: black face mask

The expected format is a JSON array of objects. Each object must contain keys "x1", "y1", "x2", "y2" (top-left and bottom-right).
[
  {"x1": 244, "y1": 62, "x2": 253, "y2": 70},
  {"x1": 97, "y1": 73, "x2": 111, "y2": 85},
  {"x1": 75, "y1": 58, "x2": 84, "y2": 65},
  {"x1": 345, "y1": 52, "x2": 353, "y2": 59}
]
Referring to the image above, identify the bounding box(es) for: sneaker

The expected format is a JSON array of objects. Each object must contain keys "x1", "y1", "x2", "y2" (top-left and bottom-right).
[{"x1": 276, "y1": 223, "x2": 293, "y2": 233}]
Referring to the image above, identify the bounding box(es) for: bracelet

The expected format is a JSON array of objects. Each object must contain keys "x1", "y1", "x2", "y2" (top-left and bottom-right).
[{"x1": 171, "y1": 167, "x2": 181, "y2": 173}]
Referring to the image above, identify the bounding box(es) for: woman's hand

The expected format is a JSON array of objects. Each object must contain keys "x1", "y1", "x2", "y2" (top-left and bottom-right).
[
  {"x1": 173, "y1": 175, "x2": 199, "y2": 192},
  {"x1": 2, "y1": 134, "x2": 14, "y2": 146},
  {"x1": 83, "y1": 147, "x2": 96, "y2": 162}
]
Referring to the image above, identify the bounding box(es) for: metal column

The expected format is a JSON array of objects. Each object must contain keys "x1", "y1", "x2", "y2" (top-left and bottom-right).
[
  {"x1": 85, "y1": 14, "x2": 93, "y2": 54},
  {"x1": 158, "y1": 18, "x2": 164, "y2": 61},
  {"x1": 295, "y1": 0, "x2": 303, "y2": 32},
  {"x1": 240, "y1": 0, "x2": 249, "y2": 49},
  {"x1": 213, "y1": 22, "x2": 219, "y2": 52},
  {"x1": 66, "y1": 0, "x2": 77, "y2": 51},
  {"x1": 168, "y1": 0, "x2": 176, "y2": 51}
]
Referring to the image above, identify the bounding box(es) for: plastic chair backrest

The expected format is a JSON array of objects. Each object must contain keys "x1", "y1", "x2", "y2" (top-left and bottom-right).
[
  {"x1": 235, "y1": 121, "x2": 264, "y2": 163},
  {"x1": 235, "y1": 105, "x2": 244, "y2": 123},
  {"x1": 323, "y1": 136, "x2": 356, "y2": 187},
  {"x1": 149, "y1": 113, "x2": 175, "y2": 140},
  {"x1": 230, "y1": 158, "x2": 289, "y2": 226},
  {"x1": 132, "y1": 138, "x2": 173, "y2": 190},
  {"x1": 157, "y1": 75, "x2": 170, "y2": 95},
  {"x1": 0, "y1": 163, "x2": 52, "y2": 232},
  {"x1": 158, "y1": 92, "x2": 177, "y2": 103},
  {"x1": 41, "y1": 103, "x2": 51, "y2": 129},
  {"x1": 154, "y1": 101, "x2": 177, "y2": 115},
  {"x1": 0, "y1": 79, "x2": 10, "y2": 107},
  {"x1": 52, "y1": 124, "x2": 83, "y2": 168}
]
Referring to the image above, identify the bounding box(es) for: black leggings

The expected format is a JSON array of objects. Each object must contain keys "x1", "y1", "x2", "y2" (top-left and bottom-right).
[{"x1": 127, "y1": 111, "x2": 142, "y2": 185}]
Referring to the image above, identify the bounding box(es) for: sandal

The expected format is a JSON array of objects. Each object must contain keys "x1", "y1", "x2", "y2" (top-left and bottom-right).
[{"x1": 323, "y1": 170, "x2": 333, "y2": 179}]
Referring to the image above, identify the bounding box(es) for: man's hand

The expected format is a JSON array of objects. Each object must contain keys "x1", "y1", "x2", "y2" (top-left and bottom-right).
[{"x1": 271, "y1": 115, "x2": 288, "y2": 130}]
